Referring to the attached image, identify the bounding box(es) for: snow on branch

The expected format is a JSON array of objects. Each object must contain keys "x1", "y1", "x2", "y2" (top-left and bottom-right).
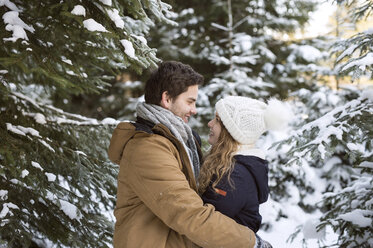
[
  {"x1": 282, "y1": 93, "x2": 372, "y2": 163},
  {"x1": 211, "y1": 22, "x2": 229, "y2": 31},
  {"x1": 10, "y1": 91, "x2": 119, "y2": 126},
  {"x1": 2, "y1": 10, "x2": 35, "y2": 42},
  {"x1": 340, "y1": 52, "x2": 373, "y2": 73}
]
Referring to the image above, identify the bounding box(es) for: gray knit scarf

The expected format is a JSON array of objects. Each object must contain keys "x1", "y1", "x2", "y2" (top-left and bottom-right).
[{"x1": 136, "y1": 102, "x2": 200, "y2": 179}]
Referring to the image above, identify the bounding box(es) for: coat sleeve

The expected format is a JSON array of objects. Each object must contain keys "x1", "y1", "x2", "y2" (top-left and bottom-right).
[{"x1": 122, "y1": 136, "x2": 256, "y2": 248}]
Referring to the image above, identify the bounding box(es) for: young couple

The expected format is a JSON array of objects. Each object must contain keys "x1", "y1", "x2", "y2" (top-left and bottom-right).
[{"x1": 108, "y1": 61, "x2": 289, "y2": 247}]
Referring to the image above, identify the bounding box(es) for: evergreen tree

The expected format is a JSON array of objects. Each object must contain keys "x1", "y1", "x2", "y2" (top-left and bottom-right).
[
  {"x1": 191, "y1": 0, "x2": 327, "y2": 134},
  {"x1": 332, "y1": 0, "x2": 373, "y2": 82},
  {"x1": 278, "y1": 87, "x2": 373, "y2": 247},
  {"x1": 0, "y1": 0, "x2": 173, "y2": 247},
  {"x1": 149, "y1": 0, "x2": 320, "y2": 87},
  {"x1": 269, "y1": 1, "x2": 373, "y2": 246},
  {"x1": 315, "y1": 1, "x2": 373, "y2": 246}
]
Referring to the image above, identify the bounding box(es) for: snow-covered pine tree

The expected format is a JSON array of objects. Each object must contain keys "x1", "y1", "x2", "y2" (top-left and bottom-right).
[
  {"x1": 278, "y1": 86, "x2": 373, "y2": 247},
  {"x1": 316, "y1": 1, "x2": 373, "y2": 246},
  {"x1": 193, "y1": 0, "x2": 326, "y2": 133},
  {"x1": 271, "y1": 1, "x2": 373, "y2": 246},
  {"x1": 332, "y1": 0, "x2": 373, "y2": 82},
  {"x1": 0, "y1": 0, "x2": 174, "y2": 247}
]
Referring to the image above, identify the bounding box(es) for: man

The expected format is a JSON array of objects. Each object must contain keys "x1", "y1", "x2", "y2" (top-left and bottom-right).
[{"x1": 108, "y1": 61, "x2": 256, "y2": 248}]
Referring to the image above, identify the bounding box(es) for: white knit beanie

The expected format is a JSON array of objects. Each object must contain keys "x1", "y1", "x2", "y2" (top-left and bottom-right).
[{"x1": 215, "y1": 96, "x2": 293, "y2": 145}]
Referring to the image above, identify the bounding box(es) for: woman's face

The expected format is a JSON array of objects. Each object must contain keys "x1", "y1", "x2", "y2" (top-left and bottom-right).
[{"x1": 207, "y1": 113, "x2": 222, "y2": 145}]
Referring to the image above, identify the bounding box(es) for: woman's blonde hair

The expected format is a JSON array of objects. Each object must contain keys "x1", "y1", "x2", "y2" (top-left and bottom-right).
[{"x1": 198, "y1": 117, "x2": 239, "y2": 194}]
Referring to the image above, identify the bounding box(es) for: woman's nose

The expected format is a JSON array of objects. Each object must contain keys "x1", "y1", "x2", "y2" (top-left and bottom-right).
[{"x1": 207, "y1": 120, "x2": 213, "y2": 128}]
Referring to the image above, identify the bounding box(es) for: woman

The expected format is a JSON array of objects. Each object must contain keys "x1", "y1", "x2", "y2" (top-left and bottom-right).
[{"x1": 198, "y1": 96, "x2": 292, "y2": 248}]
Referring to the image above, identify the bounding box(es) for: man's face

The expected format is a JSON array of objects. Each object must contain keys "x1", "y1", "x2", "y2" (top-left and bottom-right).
[{"x1": 167, "y1": 85, "x2": 198, "y2": 123}]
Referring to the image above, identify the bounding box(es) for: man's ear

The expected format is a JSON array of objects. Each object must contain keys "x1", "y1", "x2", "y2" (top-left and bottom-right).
[{"x1": 160, "y1": 91, "x2": 171, "y2": 109}]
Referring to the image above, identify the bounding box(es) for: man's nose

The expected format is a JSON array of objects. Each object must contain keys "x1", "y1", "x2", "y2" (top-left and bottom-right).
[{"x1": 190, "y1": 105, "x2": 197, "y2": 115}]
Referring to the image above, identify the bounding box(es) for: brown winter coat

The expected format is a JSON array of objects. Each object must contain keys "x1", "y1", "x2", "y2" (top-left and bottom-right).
[{"x1": 108, "y1": 121, "x2": 256, "y2": 248}]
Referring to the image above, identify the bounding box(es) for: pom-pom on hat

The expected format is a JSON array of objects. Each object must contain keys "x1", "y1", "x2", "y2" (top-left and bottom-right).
[{"x1": 215, "y1": 96, "x2": 292, "y2": 145}]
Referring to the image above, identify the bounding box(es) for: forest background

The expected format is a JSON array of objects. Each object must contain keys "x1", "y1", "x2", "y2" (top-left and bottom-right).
[{"x1": 0, "y1": 0, "x2": 372, "y2": 247}]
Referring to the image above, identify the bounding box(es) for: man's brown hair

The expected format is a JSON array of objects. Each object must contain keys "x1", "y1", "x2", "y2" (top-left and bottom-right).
[{"x1": 144, "y1": 61, "x2": 204, "y2": 105}]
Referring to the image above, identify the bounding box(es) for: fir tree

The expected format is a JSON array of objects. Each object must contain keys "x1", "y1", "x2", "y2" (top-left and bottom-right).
[
  {"x1": 270, "y1": 1, "x2": 373, "y2": 246},
  {"x1": 191, "y1": 0, "x2": 325, "y2": 134},
  {"x1": 332, "y1": 0, "x2": 373, "y2": 82},
  {"x1": 278, "y1": 87, "x2": 373, "y2": 247},
  {"x1": 0, "y1": 0, "x2": 174, "y2": 247}
]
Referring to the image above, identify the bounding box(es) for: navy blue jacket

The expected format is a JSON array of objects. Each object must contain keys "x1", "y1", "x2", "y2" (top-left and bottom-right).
[{"x1": 201, "y1": 155, "x2": 269, "y2": 232}]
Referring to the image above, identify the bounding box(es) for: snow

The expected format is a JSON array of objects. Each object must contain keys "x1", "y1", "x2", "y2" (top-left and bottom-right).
[
  {"x1": 56, "y1": 117, "x2": 98, "y2": 125},
  {"x1": 13, "y1": 125, "x2": 40, "y2": 137},
  {"x1": 0, "y1": 202, "x2": 19, "y2": 219},
  {"x1": 361, "y1": 87, "x2": 373, "y2": 102},
  {"x1": 338, "y1": 209, "x2": 372, "y2": 227},
  {"x1": 346, "y1": 142, "x2": 366, "y2": 154},
  {"x1": 259, "y1": 46, "x2": 276, "y2": 61},
  {"x1": 75, "y1": 150, "x2": 87, "y2": 157},
  {"x1": 360, "y1": 161, "x2": 373, "y2": 169},
  {"x1": 34, "y1": 113, "x2": 46, "y2": 124},
  {"x1": 211, "y1": 22, "x2": 229, "y2": 31},
  {"x1": 341, "y1": 52, "x2": 373, "y2": 72},
  {"x1": 7, "y1": 121, "x2": 55, "y2": 153},
  {"x1": 2, "y1": 10, "x2": 35, "y2": 42},
  {"x1": 132, "y1": 34, "x2": 147, "y2": 44},
  {"x1": 0, "y1": 190, "x2": 8, "y2": 200},
  {"x1": 59, "y1": 199, "x2": 81, "y2": 220},
  {"x1": 31, "y1": 161, "x2": 44, "y2": 171},
  {"x1": 45, "y1": 191, "x2": 55, "y2": 201},
  {"x1": 11, "y1": 91, "x2": 42, "y2": 110},
  {"x1": 66, "y1": 70, "x2": 75, "y2": 76},
  {"x1": 9, "y1": 179, "x2": 19, "y2": 184},
  {"x1": 107, "y1": 9, "x2": 124, "y2": 29},
  {"x1": 6, "y1": 123, "x2": 26, "y2": 136},
  {"x1": 61, "y1": 57, "x2": 73, "y2": 65},
  {"x1": 290, "y1": 45, "x2": 322, "y2": 62},
  {"x1": 303, "y1": 218, "x2": 326, "y2": 240},
  {"x1": 120, "y1": 39, "x2": 136, "y2": 59},
  {"x1": 102, "y1": 117, "x2": 119, "y2": 125},
  {"x1": 45, "y1": 173, "x2": 56, "y2": 182},
  {"x1": 71, "y1": 5, "x2": 86, "y2": 16},
  {"x1": 21, "y1": 169, "x2": 29, "y2": 178},
  {"x1": 83, "y1": 18, "x2": 108, "y2": 32},
  {"x1": 39, "y1": 140, "x2": 55, "y2": 153},
  {"x1": 337, "y1": 44, "x2": 358, "y2": 62},
  {"x1": 57, "y1": 175, "x2": 73, "y2": 193},
  {"x1": 99, "y1": 0, "x2": 112, "y2": 6},
  {"x1": 258, "y1": 197, "x2": 335, "y2": 247},
  {"x1": 180, "y1": 8, "x2": 194, "y2": 16},
  {"x1": 263, "y1": 63, "x2": 274, "y2": 75},
  {"x1": 0, "y1": 0, "x2": 20, "y2": 11}
]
